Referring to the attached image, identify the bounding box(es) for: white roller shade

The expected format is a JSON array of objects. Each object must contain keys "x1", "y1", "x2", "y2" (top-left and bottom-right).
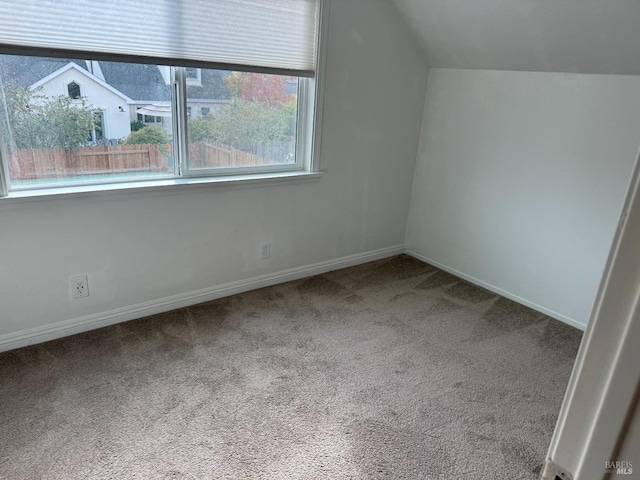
[{"x1": 0, "y1": 0, "x2": 319, "y2": 75}]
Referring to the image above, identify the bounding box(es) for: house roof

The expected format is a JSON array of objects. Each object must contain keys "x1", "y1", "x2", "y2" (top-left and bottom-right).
[
  {"x1": 0, "y1": 54, "x2": 231, "y2": 102},
  {"x1": 186, "y1": 69, "x2": 231, "y2": 101},
  {"x1": 98, "y1": 62, "x2": 172, "y2": 102},
  {"x1": 0, "y1": 55, "x2": 88, "y2": 88}
]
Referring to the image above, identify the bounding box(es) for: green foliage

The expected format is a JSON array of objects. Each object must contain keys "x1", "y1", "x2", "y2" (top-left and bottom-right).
[
  {"x1": 188, "y1": 98, "x2": 295, "y2": 146},
  {"x1": 1, "y1": 84, "x2": 96, "y2": 148},
  {"x1": 130, "y1": 120, "x2": 145, "y2": 132},
  {"x1": 124, "y1": 126, "x2": 170, "y2": 145},
  {"x1": 279, "y1": 100, "x2": 298, "y2": 139}
]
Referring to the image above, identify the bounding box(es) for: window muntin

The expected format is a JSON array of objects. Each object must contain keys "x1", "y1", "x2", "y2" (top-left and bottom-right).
[{"x1": 0, "y1": 54, "x2": 308, "y2": 191}]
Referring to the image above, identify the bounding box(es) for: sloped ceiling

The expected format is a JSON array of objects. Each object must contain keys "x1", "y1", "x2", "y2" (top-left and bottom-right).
[{"x1": 390, "y1": 0, "x2": 640, "y2": 74}]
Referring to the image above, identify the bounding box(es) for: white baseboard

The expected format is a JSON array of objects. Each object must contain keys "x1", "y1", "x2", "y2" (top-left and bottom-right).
[
  {"x1": 405, "y1": 250, "x2": 587, "y2": 331},
  {"x1": 0, "y1": 245, "x2": 405, "y2": 353},
  {"x1": 0, "y1": 245, "x2": 586, "y2": 353}
]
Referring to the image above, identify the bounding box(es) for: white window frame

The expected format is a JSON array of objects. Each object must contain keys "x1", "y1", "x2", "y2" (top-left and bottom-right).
[
  {"x1": 0, "y1": 0, "x2": 329, "y2": 199},
  {"x1": 0, "y1": 62, "x2": 314, "y2": 193},
  {"x1": 176, "y1": 67, "x2": 309, "y2": 178}
]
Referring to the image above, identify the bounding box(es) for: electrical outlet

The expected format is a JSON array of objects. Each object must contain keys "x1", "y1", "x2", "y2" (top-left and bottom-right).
[
  {"x1": 260, "y1": 242, "x2": 271, "y2": 259},
  {"x1": 69, "y1": 275, "x2": 89, "y2": 299}
]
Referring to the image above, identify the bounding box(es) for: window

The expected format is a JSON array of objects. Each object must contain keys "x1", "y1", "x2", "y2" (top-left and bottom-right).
[
  {"x1": 185, "y1": 67, "x2": 201, "y2": 86},
  {"x1": 0, "y1": 56, "x2": 310, "y2": 188},
  {"x1": 90, "y1": 111, "x2": 105, "y2": 143},
  {"x1": 0, "y1": 0, "x2": 322, "y2": 196},
  {"x1": 138, "y1": 113, "x2": 164, "y2": 125},
  {"x1": 185, "y1": 69, "x2": 300, "y2": 173},
  {"x1": 67, "y1": 81, "x2": 81, "y2": 99}
]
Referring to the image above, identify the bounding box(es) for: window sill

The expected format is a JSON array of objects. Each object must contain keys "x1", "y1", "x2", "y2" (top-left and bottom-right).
[{"x1": 0, "y1": 171, "x2": 324, "y2": 207}]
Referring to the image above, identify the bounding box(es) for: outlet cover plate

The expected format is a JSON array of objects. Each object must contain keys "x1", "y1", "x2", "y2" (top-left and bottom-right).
[{"x1": 69, "y1": 275, "x2": 89, "y2": 299}]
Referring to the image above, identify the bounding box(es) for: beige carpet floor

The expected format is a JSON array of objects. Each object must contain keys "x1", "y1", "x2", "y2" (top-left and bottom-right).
[{"x1": 0, "y1": 255, "x2": 582, "y2": 479}]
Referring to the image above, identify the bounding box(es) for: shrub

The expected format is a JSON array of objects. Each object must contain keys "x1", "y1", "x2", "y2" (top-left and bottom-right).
[
  {"x1": 187, "y1": 98, "x2": 294, "y2": 145},
  {"x1": 124, "y1": 126, "x2": 170, "y2": 145},
  {"x1": 2, "y1": 85, "x2": 95, "y2": 148}
]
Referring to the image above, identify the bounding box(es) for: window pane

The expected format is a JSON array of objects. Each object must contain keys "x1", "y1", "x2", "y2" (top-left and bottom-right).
[
  {"x1": 187, "y1": 70, "x2": 298, "y2": 170},
  {"x1": 0, "y1": 54, "x2": 174, "y2": 188},
  {"x1": 67, "y1": 81, "x2": 81, "y2": 99}
]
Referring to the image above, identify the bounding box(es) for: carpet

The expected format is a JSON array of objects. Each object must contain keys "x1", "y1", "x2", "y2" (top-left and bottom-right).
[{"x1": 0, "y1": 255, "x2": 582, "y2": 479}]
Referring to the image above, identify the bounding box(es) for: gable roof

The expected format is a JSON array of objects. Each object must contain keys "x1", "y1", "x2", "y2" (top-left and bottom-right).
[
  {"x1": 98, "y1": 62, "x2": 172, "y2": 102},
  {"x1": 0, "y1": 55, "x2": 87, "y2": 88},
  {"x1": 96, "y1": 62, "x2": 231, "y2": 102},
  {"x1": 29, "y1": 63, "x2": 133, "y2": 103},
  {"x1": 0, "y1": 54, "x2": 232, "y2": 103}
]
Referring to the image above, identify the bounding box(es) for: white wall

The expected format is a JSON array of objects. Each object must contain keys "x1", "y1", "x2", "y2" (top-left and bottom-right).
[
  {"x1": 544, "y1": 142, "x2": 640, "y2": 479},
  {"x1": 0, "y1": 0, "x2": 428, "y2": 347},
  {"x1": 406, "y1": 69, "x2": 640, "y2": 328}
]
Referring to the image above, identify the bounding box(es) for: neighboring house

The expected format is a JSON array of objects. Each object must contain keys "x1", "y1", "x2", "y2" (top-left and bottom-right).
[
  {"x1": 0, "y1": 55, "x2": 232, "y2": 143},
  {"x1": 31, "y1": 62, "x2": 134, "y2": 141},
  {"x1": 183, "y1": 66, "x2": 233, "y2": 119}
]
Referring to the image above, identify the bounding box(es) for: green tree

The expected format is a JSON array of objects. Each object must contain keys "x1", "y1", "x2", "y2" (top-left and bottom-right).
[
  {"x1": 1, "y1": 84, "x2": 96, "y2": 148},
  {"x1": 124, "y1": 126, "x2": 170, "y2": 145},
  {"x1": 278, "y1": 99, "x2": 298, "y2": 139},
  {"x1": 188, "y1": 97, "x2": 295, "y2": 146}
]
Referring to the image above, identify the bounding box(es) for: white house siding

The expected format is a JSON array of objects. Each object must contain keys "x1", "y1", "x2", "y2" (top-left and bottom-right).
[
  {"x1": 36, "y1": 69, "x2": 132, "y2": 141},
  {"x1": 187, "y1": 100, "x2": 229, "y2": 119}
]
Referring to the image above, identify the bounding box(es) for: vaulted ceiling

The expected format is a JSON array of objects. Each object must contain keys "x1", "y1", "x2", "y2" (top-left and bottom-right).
[{"x1": 390, "y1": 0, "x2": 640, "y2": 75}]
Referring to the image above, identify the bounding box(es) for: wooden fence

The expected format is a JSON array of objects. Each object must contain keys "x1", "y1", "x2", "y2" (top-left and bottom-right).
[
  {"x1": 10, "y1": 144, "x2": 172, "y2": 180},
  {"x1": 188, "y1": 142, "x2": 281, "y2": 169},
  {"x1": 9, "y1": 141, "x2": 289, "y2": 181}
]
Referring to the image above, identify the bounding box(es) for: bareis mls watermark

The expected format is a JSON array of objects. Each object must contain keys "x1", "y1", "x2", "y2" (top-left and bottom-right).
[{"x1": 605, "y1": 461, "x2": 633, "y2": 475}]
